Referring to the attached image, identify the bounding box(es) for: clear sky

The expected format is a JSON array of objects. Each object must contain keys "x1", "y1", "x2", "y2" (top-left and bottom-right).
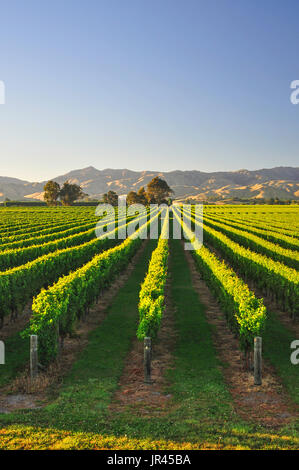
[{"x1": 0, "y1": 0, "x2": 298, "y2": 181}]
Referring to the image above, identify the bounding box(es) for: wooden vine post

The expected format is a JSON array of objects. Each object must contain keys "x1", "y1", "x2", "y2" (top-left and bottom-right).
[
  {"x1": 254, "y1": 336, "x2": 262, "y2": 386},
  {"x1": 144, "y1": 337, "x2": 152, "y2": 384},
  {"x1": 30, "y1": 335, "x2": 38, "y2": 381}
]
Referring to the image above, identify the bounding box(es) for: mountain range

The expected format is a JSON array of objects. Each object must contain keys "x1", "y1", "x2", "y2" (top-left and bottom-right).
[{"x1": 0, "y1": 166, "x2": 299, "y2": 202}]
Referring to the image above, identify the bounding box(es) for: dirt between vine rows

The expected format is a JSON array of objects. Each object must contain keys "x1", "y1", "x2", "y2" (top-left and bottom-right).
[
  {"x1": 184, "y1": 246, "x2": 298, "y2": 428},
  {"x1": 110, "y1": 263, "x2": 177, "y2": 417},
  {"x1": 0, "y1": 240, "x2": 149, "y2": 413}
]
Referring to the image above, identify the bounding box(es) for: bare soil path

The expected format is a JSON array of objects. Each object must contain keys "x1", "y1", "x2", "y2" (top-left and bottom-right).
[
  {"x1": 0, "y1": 240, "x2": 149, "y2": 413},
  {"x1": 111, "y1": 257, "x2": 176, "y2": 417},
  {"x1": 184, "y1": 245, "x2": 298, "y2": 428}
]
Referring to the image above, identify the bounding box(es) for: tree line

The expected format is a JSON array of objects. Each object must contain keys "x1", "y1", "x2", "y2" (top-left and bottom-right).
[
  {"x1": 103, "y1": 177, "x2": 173, "y2": 206},
  {"x1": 44, "y1": 176, "x2": 173, "y2": 207},
  {"x1": 44, "y1": 181, "x2": 86, "y2": 206}
]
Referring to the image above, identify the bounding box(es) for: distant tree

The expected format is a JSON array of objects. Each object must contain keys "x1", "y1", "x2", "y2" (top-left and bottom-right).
[
  {"x1": 44, "y1": 181, "x2": 61, "y2": 206},
  {"x1": 146, "y1": 177, "x2": 173, "y2": 205},
  {"x1": 126, "y1": 191, "x2": 140, "y2": 206},
  {"x1": 60, "y1": 181, "x2": 86, "y2": 206},
  {"x1": 126, "y1": 187, "x2": 149, "y2": 206},
  {"x1": 3, "y1": 197, "x2": 11, "y2": 207},
  {"x1": 103, "y1": 190, "x2": 118, "y2": 206},
  {"x1": 136, "y1": 187, "x2": 148, "y2": 205}
]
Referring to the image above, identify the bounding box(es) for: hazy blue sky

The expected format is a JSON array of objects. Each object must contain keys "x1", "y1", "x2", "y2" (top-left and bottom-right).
[{"x1": 0, "y1": 0, "x2": 298, "y2": 181}]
